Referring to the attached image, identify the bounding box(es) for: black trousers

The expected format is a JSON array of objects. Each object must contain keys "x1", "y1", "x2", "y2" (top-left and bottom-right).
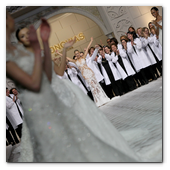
[
  {"x1": 123, "y1": 76, "x2": 137, "y2": 92},
  {"x1": 6, "y1": 129, "x2": 15, "y2": 146},
  {"x1": 15, "y1": 123, "x2": 23, "y2": 139},
  {"x1": 6, "y1": 117, "x2": 20, "y2": 143},
  {"x1": 138, "y1": 69, "x2": 149, "y2": 84},
  {"x1": 144, "y1": 66, "x2": 157, "y2": 81}
]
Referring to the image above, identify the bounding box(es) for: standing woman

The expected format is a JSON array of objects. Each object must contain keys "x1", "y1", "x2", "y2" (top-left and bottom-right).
[
  {"x1": 127, "y1": 31, "x2": 150, "y2": 84},
  {"x1": 98, "y1": 49, "x2": 120, "y2": 98},
  {"x1": 137, "y1": 27, "x2": 159, "y2": 80},
  {"x1": 66, "y1": 39, "x2": 110, "y2": 107},
  {"x1": 120, "y1": 37, "x2": 142, "y2": 87},
  {"x1": 104, "y1": 46, "x2": 125, "y2": 95},
  {"x1": 142, "y1": 27, "x2": 162, "y2": 77},
  {"x1": 110, "y1": 44, "x2": 137, "y2": 91},
  {"x1": 148, "y1": 22, "x2": 155, "y2": 37},
  {"x1": 150, "y1": 7, "x2": 162, "y2": 45}
]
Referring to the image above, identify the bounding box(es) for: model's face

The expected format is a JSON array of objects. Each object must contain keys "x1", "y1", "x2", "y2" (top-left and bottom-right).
[
  {"x1": 6, "y1": 89, "x2": 10, "y2": 96},
  {"x1": 151, "y1": 9, "x2": 158, "y2": 18},
  {"x1": 149, "y1": 23, "x2": 153, "y2": 29},
  {"x1": 127, "y1": 33, "x2": 133, "y2": 40},
  {"x1": 12, "y1": 89, "x2": 18, "y2": 95},
  {"x1": 137, "y1": 29, "x2": 142, "y2": 36},
  {"x1": 99, "y1": 50, "x2": 104, "y2": 56},
  {"x1": 80, "y1": 52, "x2": 84, "y2": 57},
  {"x1": 107, "y1": 39, "x2": 111, "y2": 46},
  {"x1": 111, "y1": 45, "x2": 117, "y2": 53},
  {"x1": 121, "y1": 40, "x2": 127, "y2": 47},
  {"x1": 144, "y1": 28, "x2": 149, "y2": 35},
  {"x1": 18, "y1": 28, "x2": 30, "y2": 46},
  {"x1": 74, "y1": 51, "x2": 80, "y2": 59},
  {"x1": 104, "y1": 47, "x2": 110, "y2": 54},
  {"x1": 129, "y1": 28, "x2": 134, "y2": 32},
  {"x1": 6, "y1": 12, "x2": 15, "y2": 33},
  {"x1": 90, "y1": 48, "x2": 94, "y2": 55}
]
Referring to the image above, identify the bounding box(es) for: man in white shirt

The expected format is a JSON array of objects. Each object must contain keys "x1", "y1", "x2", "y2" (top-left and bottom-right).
[{"x1": 6, "y1": 88, "x2": 23, "y2": 139}]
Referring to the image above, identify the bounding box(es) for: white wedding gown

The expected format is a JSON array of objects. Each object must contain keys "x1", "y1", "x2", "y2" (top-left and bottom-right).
[
  {"x1": 6, "y1": 44, "x2": 141, "y2": 162},
  {"x1": 75, "y1": 58, "x2": 110, "y2": 107}
]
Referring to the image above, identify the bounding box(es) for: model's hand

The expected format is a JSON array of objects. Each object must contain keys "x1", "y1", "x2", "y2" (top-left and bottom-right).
[
  {"x1": 29, "y1": 25, "x2": 41, "y2": 52},
  {"x1": 40, "y1": 18, "x2": 51, "y2": 42},
  {"x1": 91, "y1": 37, "x2": 93, "y2": 42},
  {"x1": 64, "y1": 37, "x2": 76, "y2": 49},
  {"x1": 116, "y1": 50, "x2": 119, "y2": 55},
  {"x1": 95, "y1": 44, "x2": 100, "y2": 49},
  {"x1": 13, "y1": 95, "x2": 16, "y2": 102}
]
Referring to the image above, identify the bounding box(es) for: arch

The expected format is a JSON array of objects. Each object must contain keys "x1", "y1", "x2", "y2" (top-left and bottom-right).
[{"x1": 34, "y1": 7, "x2": 109, "y2": 35}]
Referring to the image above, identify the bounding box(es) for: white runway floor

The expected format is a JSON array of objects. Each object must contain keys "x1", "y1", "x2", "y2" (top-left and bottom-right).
[{"x1": 100, "y1": 77, "x2": 162, "y2": 162}]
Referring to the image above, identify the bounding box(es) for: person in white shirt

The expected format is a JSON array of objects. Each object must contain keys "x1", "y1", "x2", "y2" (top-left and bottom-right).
[
  {"x1": 86, "y1": 46, "x2": 110, "y2": 98},
  {"x1": 8, "y1": 88, "x2": 24, "y2": 138},
  {"x1": 136, "y1": 27, "x2": 158, "y2": 80},
  {"x1": 127, "y1": 31, "x2": 150, "y2": 84},
  {"x1": 110, "y1": 44, "x2": 137, "y2": 92},
  {"x1": 143, "y1": 27, "x2": 162, "y2": 76},
  {"x1": 6, "y1": 88, "x2": 20, "y2": 145}
]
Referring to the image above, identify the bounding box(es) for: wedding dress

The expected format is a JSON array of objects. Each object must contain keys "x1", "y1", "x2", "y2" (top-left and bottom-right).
[
  {"x1": 157, "y1": 20, "x2": 162, "y2": 45},
  {"x1": 75, "y1": 58, "x2": 110, "y2": 107},
  {"x1": 153, "y1": 20, "x2": 162, "y2": 46},
  {"x1": 6, "y1": 44, "x2": 140, "y2": 162}
]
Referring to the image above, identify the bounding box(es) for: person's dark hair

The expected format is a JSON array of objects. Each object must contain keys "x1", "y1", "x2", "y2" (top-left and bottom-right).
[
  {"x1": 128, "y1": 26, "x2": 136, "y2": 32},
  {"x1": 148, "y1": 22, "x2": 153, "y2": 29},
  {"x1": 74, "y1": 49, "x2": 79, "y2": 53},
  {"x1": 16, "y1": 26, "x2": 27, "y2": 41},
  {"x1": 104, "y1": 45, "x2": 110, "y2": 49},
  {"x1": 127, "y1": 31, "x2": 138, "y2": 40},
  {"x1": 107, "y1": 38, "x2": 110, "y2": 43},
  {"x1": 121, "y1": 38, "x2": 128, "y2": 43},
  {"x1": 73, "y1": 56, "x2": 76, "y2": 59},
  {"x1": 10, "y1": 88, "x2": 17, "y2": 94},
  {"x1": 6, "y1": 87, "x2": 8, "y2": 90},
  {"x1": 110, "y1": 37, "x2": 118, "y2": 45},
  {"x1": 110, "y1": 43, "x2": 117, "y2": 52},
  {"x1": 80, "y1": 52, "x2": 84, "y2": 54},
  {"x1": 151, "y1": 7, "x2": 159, "y2": 11},
  {"x1": 88, "y1": 47, "x2": 95, "y2": 54}
]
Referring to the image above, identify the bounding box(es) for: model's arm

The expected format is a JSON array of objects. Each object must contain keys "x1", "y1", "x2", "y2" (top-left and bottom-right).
[
  {"x1": 6, "y1": 25, "x2": 42, "y2": 92},
  {"x1": 54, "y1": 37, "x2": 76, "y2": 76},
  {"x1": 82, "y1": 37, "x2": 93, "y2": 59},
  {"x1": 66, "y1": 57, "x2": 76, "y2": 63},
  {"x1": 56, "y1": 50, "x2": 63, "y2": 57},
  {"x1": 40, "y1": 19, "x2": 52, "y2": 83}
]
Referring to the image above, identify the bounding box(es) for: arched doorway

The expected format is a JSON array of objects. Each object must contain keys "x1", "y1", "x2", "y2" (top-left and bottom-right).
[{"x1": 36, "y1": 10, "x2": 110, "y2": 59}]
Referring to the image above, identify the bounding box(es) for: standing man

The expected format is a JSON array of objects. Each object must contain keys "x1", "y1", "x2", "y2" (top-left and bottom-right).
[{"x1": 6, "y1": 88, "x2": 24, "y2": 139}]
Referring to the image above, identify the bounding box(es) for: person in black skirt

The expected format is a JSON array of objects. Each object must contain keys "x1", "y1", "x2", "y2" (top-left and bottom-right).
[{"x1": 110, "y1": 44, "x2": 137, "y2": 92}]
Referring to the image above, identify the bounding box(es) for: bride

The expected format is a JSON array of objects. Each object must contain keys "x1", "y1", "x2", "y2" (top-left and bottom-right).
[
  {"x1": 6, "y1": 11, "x2": 140, "y2": 162},
  {"x1": 66, "y1": 38, "x2": 110, "y2": 107},
  {"x1": 151, "y1": 7, "x2": 162, "y2": 45}
]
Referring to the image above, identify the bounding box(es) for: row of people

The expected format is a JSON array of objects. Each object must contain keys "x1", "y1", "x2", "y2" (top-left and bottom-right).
[{"x1": 64, "y1": 27, "x2": 162, "y2": 103}]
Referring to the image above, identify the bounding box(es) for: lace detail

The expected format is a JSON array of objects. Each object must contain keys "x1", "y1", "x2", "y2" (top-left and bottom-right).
[{"x1": 76, "y1": 59, "x2": 110, "y2": 107}]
